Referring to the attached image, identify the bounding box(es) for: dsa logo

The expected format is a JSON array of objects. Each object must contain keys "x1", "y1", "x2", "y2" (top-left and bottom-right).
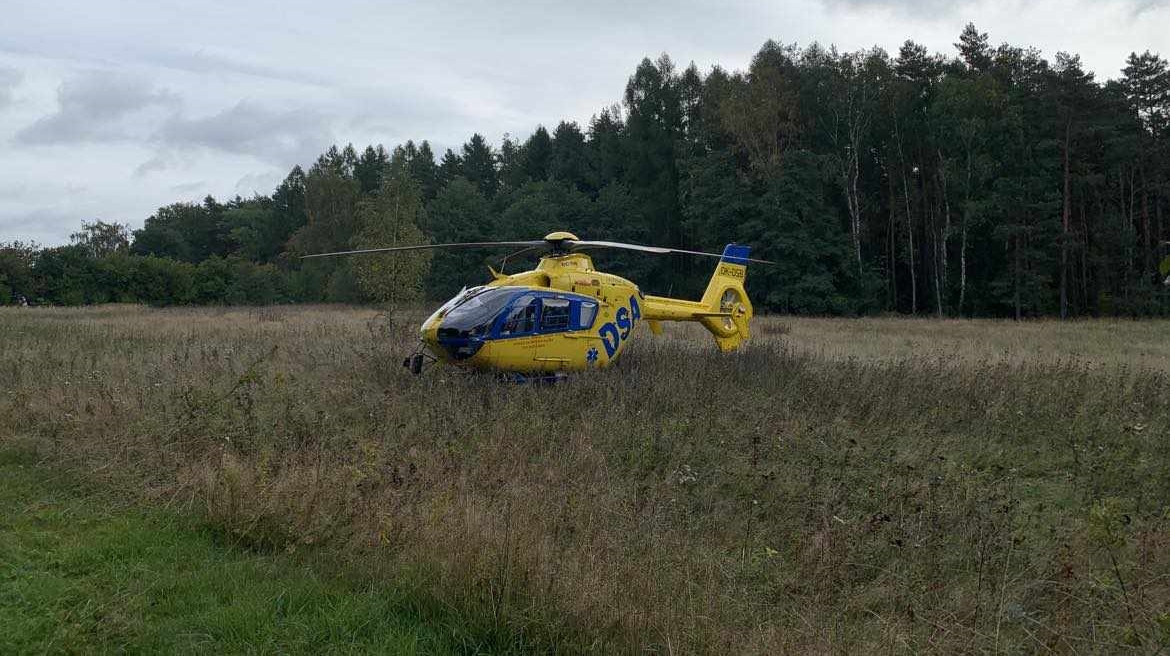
[{"x1": 597, "y1": 295, "x2": 641, "y2": 357}]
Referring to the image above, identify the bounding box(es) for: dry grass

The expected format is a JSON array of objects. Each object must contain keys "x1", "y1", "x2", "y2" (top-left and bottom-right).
[
  {"x1": 770, "y1": 315, "x2": 1170, "y2": 371},
  {"x1": 3, "y1": 304, "x2": 1170, "y2": 653}
]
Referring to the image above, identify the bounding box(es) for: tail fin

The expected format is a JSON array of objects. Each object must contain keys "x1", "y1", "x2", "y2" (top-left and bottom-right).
[{"x1": 698, "y1": 244, "x2": 754, "y2": 352}]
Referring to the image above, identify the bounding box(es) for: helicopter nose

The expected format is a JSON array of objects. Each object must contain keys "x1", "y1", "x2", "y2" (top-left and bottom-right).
[
  {"x1": 420, "y1": 315, "x2": 442, "y2": 350},
  {"x1": 421, "y1": 315, "x2": 489, "y2": 362}
]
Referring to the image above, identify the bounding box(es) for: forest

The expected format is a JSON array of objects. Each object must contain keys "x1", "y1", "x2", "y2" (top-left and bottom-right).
[{"x1": 2, "y1": 24, "x2": 1168, "y2": 317}]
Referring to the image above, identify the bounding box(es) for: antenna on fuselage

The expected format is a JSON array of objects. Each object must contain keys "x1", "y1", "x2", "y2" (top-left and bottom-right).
[{"x1": 499, "y1": 245, "x2": 540, "y2": 274}]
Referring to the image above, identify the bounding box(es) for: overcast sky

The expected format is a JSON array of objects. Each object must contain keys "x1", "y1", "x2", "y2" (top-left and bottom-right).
[{"x1": 2, "y1": 0, "x2": 1167, "y2": 245}]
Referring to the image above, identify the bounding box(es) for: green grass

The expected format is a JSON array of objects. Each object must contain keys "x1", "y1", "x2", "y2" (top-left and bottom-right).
[{"x1": 0, "y1": 445, "x2": 528, "y2": 655}]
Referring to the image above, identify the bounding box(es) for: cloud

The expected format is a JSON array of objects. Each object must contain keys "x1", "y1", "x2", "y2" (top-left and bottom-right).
[
  {"x1": 821, "y1": 0, "x2": 951, "y2": 16},
  {"x1": 14, "y1": 70, "x2": 178, "y2": 144},
  {"x1": 148, "y1": 47, "x2": 335, "y2": 88},
  {"x1": 168, "y1": 181, "x2": 206, "y2": 194},
  {"x1": 1132, "y1": 0, "x2": 1170, "y2": 13},
  {"x1": 155, "y1": 101, "x2": 333, "y2": 165},
  {"x1": 0, "y1": 182, "x2": 31, "y2": 205},
  {"x1": 1, "y1": 206, "x2": 86, "y2": 241},
  {"x1": 133, "y1": 155, "x2": 168, "y2": 177},
  {"x1": 0, "y1": 66, "x2": 21, "y2": 109},
  {"x1": 822, "y1": 0, "x2": 1168, "y2": 18},
  {"x1": 234, "y1": 170, "x2": 283, "y2": 197}
]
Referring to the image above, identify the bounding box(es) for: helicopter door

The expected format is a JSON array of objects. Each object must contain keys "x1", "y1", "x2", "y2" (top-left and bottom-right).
[
  {"x1": 499, "y1": 294, "x2": 539, "y2": 336},
  {"x1": 532, "y1": 297, "x2": 574, "y2": 370},
  {"x1": 538, "y1": 298, "x2": 572, "y2": 333},
  {"x1": 493, "y1": 295, "x2": 587, "y2": 370}
]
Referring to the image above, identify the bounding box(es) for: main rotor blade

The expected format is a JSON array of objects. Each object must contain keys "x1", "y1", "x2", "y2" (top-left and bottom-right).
[
  {"x1": 568, "y1": 240, "x2": 774, "y2": 264},
  {"x1": 569, "y1": 240, "x2": 671, "y2": 254},
  {"x1": 301, "y1": 241, "x2": 546, "y2": 259}
]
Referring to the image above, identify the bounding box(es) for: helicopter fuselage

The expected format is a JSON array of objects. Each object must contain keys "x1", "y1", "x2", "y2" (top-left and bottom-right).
[
  {"x1": 417, "y1": 244, "x2": 754, "y2": 373},
  {"x1": 419, "y1": 253, "x2": 644, "y2": 372}
]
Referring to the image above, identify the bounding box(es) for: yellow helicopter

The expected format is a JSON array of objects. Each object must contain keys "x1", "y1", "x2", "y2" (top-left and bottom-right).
[{"x1": 304, "y1": 232, "x2": 769, "y2": 376}]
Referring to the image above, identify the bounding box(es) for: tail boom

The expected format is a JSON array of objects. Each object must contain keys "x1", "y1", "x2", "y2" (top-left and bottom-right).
[{"x1": 640, "y1": 244, "x2": 755, "y2": 352}]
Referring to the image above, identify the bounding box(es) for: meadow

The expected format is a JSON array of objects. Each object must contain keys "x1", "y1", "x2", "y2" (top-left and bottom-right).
[{"x1": 2, "y1": 304, "x2": 1169, "y2": 653}]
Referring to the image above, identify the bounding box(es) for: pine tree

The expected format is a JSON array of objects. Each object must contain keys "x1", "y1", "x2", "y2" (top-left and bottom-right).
[
  {"x1": 461, "y1": 134, "x2": 498, "y2": 199},
  {"x1": 956, "y1": 23, "x2": 993, "y2": 73},
  {"x1": 424, "y1": 178, "x2": 493, "y2": 299},
  {"x1": 498, "y1": 134, "x2": 526, "y2": 191},
  {"x1": 623, "y1": 55, "x2": 684, "y2": 290},
  {"x1": 271, "y1": 166, "x2": 308, "y2": 257},
  {"x1": 550, "y1": 121, "x2": 589, "y2": 190},
  {"x1": 410, "y1": 141, "x2": 439, "y2": 201},
  {"x1": 1122, "y1": 51, "x2": 1170, "y2": 135},
  {"x1": 1121, "y1": 51, "x2": 1170, "y2": 293},
  {"x1": 1047, "y1": 53, "x2": 1097, "y2": 317},
  {"x1": 523, "y1": 126, "x2": 552, "y2": 182},
  {"x1": 354, "y1": 145, "x2": 389, "y2": 194},
  {"x1": 437, "y1": 148, "x2": 462, "y2": 187},
  {"x1": 586, "y1": 108, "x2": 625, "y2": 189}
]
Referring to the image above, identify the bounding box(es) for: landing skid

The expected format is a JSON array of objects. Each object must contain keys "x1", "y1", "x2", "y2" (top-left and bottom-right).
[
  {"x1": 402, "y1": 350, "x2": 437, "y2": 375},
  {"x1": 499, "y1": 372, "x2": 570, "y2": 385},
  {"x1": 403, "y1": 350, "x2": 568, "y2": 384}
]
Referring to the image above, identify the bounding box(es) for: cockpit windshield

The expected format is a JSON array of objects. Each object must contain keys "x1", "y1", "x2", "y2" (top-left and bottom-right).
[{"x1": 438, "y1": 286, "x2": 522, "y2": 338}]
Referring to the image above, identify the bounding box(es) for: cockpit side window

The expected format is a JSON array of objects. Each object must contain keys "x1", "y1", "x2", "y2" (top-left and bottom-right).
[
  {"x1": 500, "y1": 295, "x2": 539, "y2": 335},
  {"x1": 575, "y1": 301, "x2": 598, "y2": 330},
  {"x1": 540, "y1": 298, "x2": 572, "y2": 332}
]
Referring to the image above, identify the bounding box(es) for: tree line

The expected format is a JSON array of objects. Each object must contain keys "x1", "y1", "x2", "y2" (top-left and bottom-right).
[{"x1": 3, "y1": 24, "x2": 1169, "y2": 317}]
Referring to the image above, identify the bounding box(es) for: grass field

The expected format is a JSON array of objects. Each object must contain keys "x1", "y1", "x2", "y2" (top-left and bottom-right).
[
  {"x1": 2, "y1": 304, "x2": 1170, "y2": 653},
  {"x1": 0, "y1": 444, "x2": 539, "y2": 654}
]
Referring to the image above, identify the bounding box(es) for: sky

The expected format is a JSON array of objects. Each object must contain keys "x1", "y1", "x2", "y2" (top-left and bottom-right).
[{"x1": 1, "y1": 0, "x2": 1167, "y2": 245}]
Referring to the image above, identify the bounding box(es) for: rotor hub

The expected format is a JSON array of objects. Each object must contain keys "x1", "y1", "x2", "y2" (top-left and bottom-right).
[
  {"x1": 543, "y1": 231, "x2": 580, "y2": 253},
  {"x1": 543, "y1": 231, "x2": 579, "y2": 241}
]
